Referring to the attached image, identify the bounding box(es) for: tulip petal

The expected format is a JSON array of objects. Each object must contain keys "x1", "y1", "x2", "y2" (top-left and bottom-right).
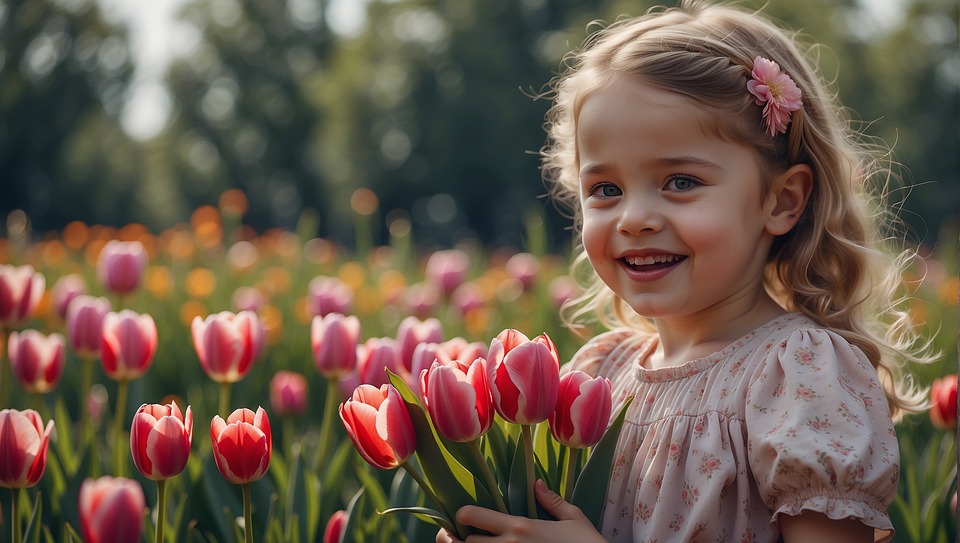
[
  {"x1": 0, "y1": 410, "x2": 40, "y2": 486},
  {"x1": 145, "y1": 416, "x2": 190, "y2": 478}
]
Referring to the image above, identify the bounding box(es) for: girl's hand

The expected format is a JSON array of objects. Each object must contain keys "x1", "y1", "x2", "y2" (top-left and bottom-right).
[{"x1": 436, "y1": 479, "x2": 606, "y2": 543}]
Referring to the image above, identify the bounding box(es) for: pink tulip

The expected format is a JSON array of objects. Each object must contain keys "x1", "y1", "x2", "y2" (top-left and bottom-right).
[
  {"x1": 505, "y1": 252, "x2": 540, "y2": 291},
  {"x1": 441, "y1": 337, "x2": 487, "y2": 367},
  {"x1": 96, "y1": 240, "x2": 148, "y2": 295},
  {"x1": 356, "y1": 337, "x2": 404, "y2": 388},
  {"x1": 450, "y1": 282, "x2": 486, "y2": 317},
  {"x1": 79, "y1": 476, "x2": 146, "y2": 543},
  {"x1": 396, "y1": 316, "x2": 443, "y2": 373},
  {"x1": 409, "y1": 342, "x2": 446, "y2": 391},
  {"x1": 51, "y1": 273, "x2": 86, "y2": 319},
  {"x1": 0, "y1": 264, "x2": 45, "y2": 327},
  {"x1": 210, "y1": 407, "x2": 272, "y2": 485},
  {"x1": 930, "y1": 375, "x2": 958, "y2": 431},
  {"x1": 270, "y1": 371, "x2": 308, "y2": 417},
  {"x1": 311, "y1": 313, "x2": 361, "y2": 379},
  {"x1": 232, "y1": 286, "x2": 266, "y2": 312},
  {"x1": 323, "y1": 510, "x2": 348, "y2": 543},
  {"x1": 306, "y1": 276, "x2": 353, "y2": 318},
  {"x1": 100, "y1": 310, "x2": 157, "y2": 381},
  {"x1": 486, "y1": 329, "x2": 560, "y2": 425},
  {"x1": 403, "y1": 282, "x2": 441, "y2": 318},
  {"x1": 421, "y1": 358, "x2": 493, "y2": 442},
  {"x1": 549, "y1": 371, "x2": 612, "y2": 449},
  {"x1": 191, "y1": 310, "x2": 264, "y2": 383},
  {"x1": 425, "y1": 249, "x2": 470, "y2": 296},
  {"x1": 8, "y1": 329, "x2": 65, "y2": 393},
  {"x1": 0, "y1": 409, "x2": 54, "y2": 488},
  {"x1": 66, "y1": 295, "x2": 111, "y2": 358},
  {"x1": 548, "y1": 276, "x2": 577, "y2": 309},
  {"x1": 130, "y1": 402, "x2": 193, "y2": 481},
  {"x1": 339, "y1": 384, "x2": 416, "y2": 469}
]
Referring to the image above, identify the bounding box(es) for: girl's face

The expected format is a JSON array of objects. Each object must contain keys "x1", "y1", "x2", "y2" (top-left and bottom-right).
[{"x1": 576, "y1": 78, "x2": 779, "y2": 322}]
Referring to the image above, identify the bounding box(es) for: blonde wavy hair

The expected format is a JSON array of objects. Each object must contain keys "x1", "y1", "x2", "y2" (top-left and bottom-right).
[{"x1": 540, "y1": 0, "x2": 931, "y2": 420}]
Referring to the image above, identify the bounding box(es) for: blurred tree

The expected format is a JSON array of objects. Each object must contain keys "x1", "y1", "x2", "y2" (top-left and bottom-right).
[{"x1": 0, "y1": 0, "x2": 139, "y2": 233}]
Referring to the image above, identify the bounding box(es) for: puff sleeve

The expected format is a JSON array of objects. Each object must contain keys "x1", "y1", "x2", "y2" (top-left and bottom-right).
[{"x1": 745, "y1": 328, "x2": 899, "y2": 539}]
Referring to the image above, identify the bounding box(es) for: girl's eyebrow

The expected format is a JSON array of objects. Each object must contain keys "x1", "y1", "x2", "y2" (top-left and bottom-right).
[{"x1": 579, "y1": 156, "x2": 723, "y2": 178}]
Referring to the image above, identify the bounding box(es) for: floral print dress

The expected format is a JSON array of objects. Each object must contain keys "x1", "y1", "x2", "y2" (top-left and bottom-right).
[{"x1": 568, "y1": 313, "x2": 898, "y2": 543}]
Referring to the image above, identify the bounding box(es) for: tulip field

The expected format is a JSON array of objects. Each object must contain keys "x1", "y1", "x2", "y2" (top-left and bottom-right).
[{"x1": 0, "y1": 196, "x2": 956, "y2": 543}]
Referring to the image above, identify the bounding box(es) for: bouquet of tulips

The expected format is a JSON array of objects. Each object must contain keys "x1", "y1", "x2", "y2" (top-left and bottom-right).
[{"x1": 339, "y1": 328, "x2": 633, "y2": 540}]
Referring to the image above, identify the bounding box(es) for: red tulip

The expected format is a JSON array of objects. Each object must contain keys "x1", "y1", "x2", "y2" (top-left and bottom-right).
[
  {"x1": 0, "y1": 264, "x2": 45, "y2": 327},
  {"x1": 549, "y1": 371, "x2": 612, "y2": 449},
  {"x1": 323, "y1": 510, "x2": 348, "y2": 543},
  {"x1": 270, "y1": 371, "x2": 308, "y2": 417},
  {"x1": 79, "y1": 476, "x2": 146, "y2": 543},
  {"x1": 210, "y1": 407, "x2": 272, "y2": 484},
  {"x1": 307, "y1": 276, "x2": 353, "y2": 318},
  {"x1": 425, "y1": 249, "x2": 470, "y2": 296},
  {"x1": 96, "y1": 240, "x2": 147, "y2": 295},
  {"x1": 311, "y1": 313, "x2": 361, "y2": 378},
  {"x1": 8, "y1": 329, "x2": 65, "y2": 393},
  {"x1": 66, "y1": 295, "x2": 111, "y2": 358},
  {"x1": 356, "y1": 337, "x2": 404, "y2": 387},
  {"x1": 930, "y1": 374, "x2": 958, "y2": 431},
  {"x1": 191, "y1": 310, "x2": 264, "y2": 383},
  {"x1": 130, "y1": 402, "x2": 193, "y2": 481},
  {"x1": 420, "y1": 358, "x2": 493, "y2": 442},
  {"x1": 0, "y1": 409, "x2": 54, "y2": 488},
  {"x1": 486, "y1": 329, "x2": 560, "y2": 425},
  {"x1": 396, "y1": 316, "x2": 443, "y2": 372},
  {"x1": 100, "y1": 310, "x2": 157, "y2": 381},
  {"x1": 51, "y1": 273, "x2": 86, "y2": 319},
  {"x1": 339, "y1": 384, "x2": 416, "y2": 469}
]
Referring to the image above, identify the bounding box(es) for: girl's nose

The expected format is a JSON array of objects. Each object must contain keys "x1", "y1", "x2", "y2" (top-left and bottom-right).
[{"x1": 616, "y1": 197, "x2": 662, "y2": 235}]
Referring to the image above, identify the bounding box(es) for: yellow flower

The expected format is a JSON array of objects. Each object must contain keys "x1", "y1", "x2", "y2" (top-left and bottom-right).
[{"x1": 185, "y1": 268, "x2": 217, "y2": 299}]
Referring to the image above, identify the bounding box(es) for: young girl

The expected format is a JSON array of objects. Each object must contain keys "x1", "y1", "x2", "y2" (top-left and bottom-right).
[{"x1": 438, "y1": 1, "x2": 930, "y2": 542}]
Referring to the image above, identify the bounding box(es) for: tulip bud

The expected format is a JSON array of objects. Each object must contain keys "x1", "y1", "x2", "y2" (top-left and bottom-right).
[
  {"x1": 356, "y1": 337, "x2": 404, "y2": 388},
  {"x1": 79, "y1": 476, "x2": 146, "y2": 543},
  {"x1": 339, "y1": 384, "x2": 416, "y2": 469},
  {"x1": 549, "y1": 371, "x2": 612, "y2": 449},
  {"x1": 101, "y1": 310, "x2": 157, "y2": 381},
  {"x1": 210, "y1": 407, "x2": 272, "y2": 484},
  {"x1": 306, "y1": 276, "x2": 353, "y2": 318},
  {"x1": 403, "y1": 282, "x2": 440, "y2": 319},
  {"x1": 96, "y1": 240, "x2": 148, "y2": 295},
  {"x1": 66, "y1": 295, "x2": 111, "y2": 359},
  {"x1": 323, "y1": 510, "x2": 348, "y2": 543},
  {"x1": 130, "y1": 402, "x2": 193, "y2": 481},
  {"x1": 270, "y1": 371, "x2": 308, "y2": 417},
  {"x1": 0, "y1": 264, "x2": 45, "y2": 327},
  {"x1": 311, "y1": 313, "x2": 361, "y2": 379},
  {"x1": 486, "y1": 329, "x2": 560, "y2": 425},
  {"x1": 8, "y1": 330, "x2": 65, "y2": 394},
  {"x1": 425, "y1": 249, "x2": 470, "y2": 296},
  {"x1": 0, "y1": 409, "x2": 54, "y2": 488},
  {"x1": 232, "y1": 286, "x2": 266, "y2": 313},
  {"x1": 505, "y1": 252, "x2": 539, "y2": 291},
  {"x1": 396, "y1": 316, "x2": 443, "y2": 373},
  {"x1": 192, "y1": 310, "x2": 264, "y2": 383},
  {"x1": 51, "y1": 273, "x2": 86, "y2": 319},
  {"x1": 421, "y1": 358, "x2": 493, "y2": 442},
  {"x1": 930, "y1": 375, "x2": 958, "y2": 431}
]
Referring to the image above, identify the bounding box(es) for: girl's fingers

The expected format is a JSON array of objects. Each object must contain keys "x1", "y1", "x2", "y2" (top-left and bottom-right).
[{"x1": 455, "y1": 505, "x2": 512, "y2": 534}]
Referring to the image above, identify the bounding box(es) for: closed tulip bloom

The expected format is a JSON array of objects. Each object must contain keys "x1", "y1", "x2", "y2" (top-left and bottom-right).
[
  {"x1": 232, "y1": 286, "x2": 266, "y2": 313},
  {"x1": 101, "y1": 310, "x2": 157, "y2": 381},
  {"x1": 450, "y1": 282, "x2": 486, "y2": 317},
  {"x1": 192, "y1": 310, "x2": 264, "y2": 383},
  {"x1": 930, "y1": 375, "x2": 958, "y2": 431},
  {"x1": 130, "y1": 402, "x2": 193, "y2": 480},
  {"x1": 0, "y1": 264, "x2": 45, "y2": 327},
  {"x1": 421, "y1": 358, "x2": 493, "y2": 442},
  {"x1": 403, "y1": 282, "x2": 441, "y2": 319},
  {"x1": 441, "y1": 337, "x2": 487, "y2": 367},
  {"x1": 306, "y1": 276, "x2": 353, "y2": 318},
  {"x1": 396, "y1": 315, "x2": 443, "y2": 372},
  {"x1": 425, "y1": 249, "x2": 470, "y2": 296},
  {"x1": 323, "y1": 510, "x2": 348, "y2": 543},
  {"x1": 505, "y1": 252, "x2": 540, "y2": 291},
  {"x1": 549, "y1": 371, "x2": 612, "y2": 449},
  {"x1": 311, "y1": 313, "x2": 361, "y2": 378},
  {"x1": 356, "y1": 337, "x2": 404, "y2": 388},
  {"x1": 79, "y1": 476, "x2": 146, "y2": 543},
  {"x1": 210, "y1": 407, "x2": 272, "y2": 484},
  {"x1": 486, "y1": 329, "x2": 560, "y2": 425},
  {"x1": 339, "y1": 384, "x2": 416, "y2": 469},
  {"x1": 0, "y1": 409, "x2": 54, "y2": 488},
  {"x1": 8, "y1": 330, "x2": 66, "y2": 394},
  {"x1": 96, "y1": 240, "x2": 148, "y2": 295},
  {"x1": 51, "y1": 273, "x2": 86, "y2": 319},
  {"x1": 66, "y1": 295, "x2": 111, "y2": 358},
  {"x1": 408, "y1": 342, "x2": 446, "y2": 391},
  {"x1": 270, "y1": 371, "x2": 308, "y2": 417}
]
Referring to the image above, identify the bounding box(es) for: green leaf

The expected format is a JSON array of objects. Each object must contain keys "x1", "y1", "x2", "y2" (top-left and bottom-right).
[
  {"x1": 380, "y1": 506, "x2": 456, "y2": 534},
  {"x1": 507, "y1": 431, "x2": 528, "y2": 517},
  {"x1": 54, "y1": 397, "x2": 79, "y2": 476},
  {"x1": 571, "y1": 395, "x2": 635, "y2": 529}
]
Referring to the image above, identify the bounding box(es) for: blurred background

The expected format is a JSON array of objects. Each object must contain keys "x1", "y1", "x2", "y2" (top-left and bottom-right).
[{"x1": 1, "y1": 0, "x2": 957, "y2": 251}]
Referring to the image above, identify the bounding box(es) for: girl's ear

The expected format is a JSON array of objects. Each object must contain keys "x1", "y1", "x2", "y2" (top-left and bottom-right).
[{"x1": 765, "y1": 163, "x2": 813, "y2": 235}]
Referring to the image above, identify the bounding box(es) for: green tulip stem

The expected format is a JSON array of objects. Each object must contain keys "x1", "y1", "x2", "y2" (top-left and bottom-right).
[
  {"x1": 219, "y1": 381, "x2": 232, "y2": 418},
  {"x1": 467, "y1": 439, "x2": 508, "y2": 513},
  {"x1": 155, "y1": 479, "x2": 167, "y2": 543},
  {"x1": 563, "y1": 446, "x2": 581, "y2": 502},
  {"x1": 400, "y1": 460, "x2": 467, "y2": 537},
  {"x1": 241, "y1": 483, "x2": 254, "y2": 543},
  {"x1": 11, "y1": 487, "x2": 21, "y2": 543},
  {"x1": 315, "y1": 378, "x2": 338, "y2": 470},
  {"x1": 521, "y1": 424, "x2": 537, "y2": 519},
  {"x1": 113, "y1": 378, "x2": 129, "y2": 477},
  {"x1": 81, "y1": 357, "x2": 94, "y2": 444},
  {"x1": 1, "y1": 328, "x2": 9, "y2": 409}
]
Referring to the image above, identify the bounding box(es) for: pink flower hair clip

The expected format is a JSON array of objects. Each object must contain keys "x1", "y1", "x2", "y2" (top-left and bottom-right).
[{"x1": 746, "y1": 56, "x2": 802, "y2": 137}]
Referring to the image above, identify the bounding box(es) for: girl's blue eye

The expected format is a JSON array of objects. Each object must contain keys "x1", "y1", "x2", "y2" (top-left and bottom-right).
[
  {"x1": 666, "y1": 175, "x2": 698, "y2": 191},
  {"x1": 591, "y1": 183, "x2": 622, "y2": 197}
]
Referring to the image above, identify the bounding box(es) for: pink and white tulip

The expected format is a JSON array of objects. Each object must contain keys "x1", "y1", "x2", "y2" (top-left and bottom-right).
[
  {"x1": 79, "y1": 476, "x2": 146, "y2": 543},
  {"x1": 311, "y1": 313, "x2": 361, "y2": 379},
  {"x1": 396, "y1": 315, "x2": 443, "y2": 372},
  {"x1": 191, "y1": 310, "x2": 264, "y2": 383},
  {"x1": 130, "y1": 402, "x2": 193, "y2": 480},
  {"x1": 0, "y1": 409, "x2": 54, "y2": 489},
  {"x1": 51, "y1": 273, "x2": 86, "y2": 319},
  {"x1": 96, "y1": 240, "x2": 148, "y2": 295},
  {"x1": 549, "y1": 371, "x2": 612, "y2": 449},
  {"x1": 339, "y1": 384, "x2": 416, "y2": 470},
  {"x1": 420, "y1": 358, "x2": 493, "y2": 442},
  {"x1": 486, "y1": 329, "x2": 560, "y2": 425},
  {"x1": 8, "y1": 329, "x2": 65, "y2": 394},
  {"x1": 66, "y1": 295, "x2": 111, "y2": 358},
  {"x1": 100, "y1": 310, "x2": 157, "y2": 381},
  {"x1": 0, "y1": 264, "x2": 44, "y2": 327}
]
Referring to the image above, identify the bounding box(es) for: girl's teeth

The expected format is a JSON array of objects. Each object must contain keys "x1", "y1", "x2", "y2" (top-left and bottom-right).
[{"x1": 625, "y1": 255, "x2": 678, "y2": 266}]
